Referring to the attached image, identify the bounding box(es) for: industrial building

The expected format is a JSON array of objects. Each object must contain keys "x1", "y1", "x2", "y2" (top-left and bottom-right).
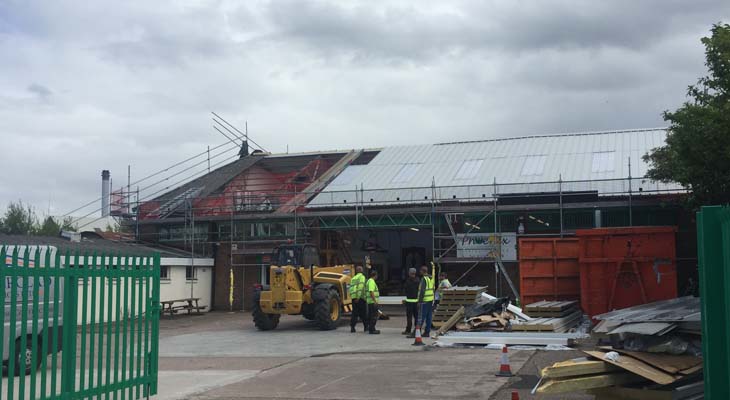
[{"x1": 131, "y1": 128, "x2": 694, "y2": 311}]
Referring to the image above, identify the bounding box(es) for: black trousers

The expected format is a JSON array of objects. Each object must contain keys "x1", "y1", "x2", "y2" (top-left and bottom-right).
[
  {"x1": 350, "y1": 299, "x2": 368, "y2": 329},
  {"x1": 367, "y1": 303, "x2": 379, "y2": 332},
  {"x1": 405, "y1": 302, "x2": 418, "y2": 332}
]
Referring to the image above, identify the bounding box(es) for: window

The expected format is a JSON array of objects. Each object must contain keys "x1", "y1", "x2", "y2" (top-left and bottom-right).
[
  {"x1": 186, "y1": 266, "x2": 197, "y2": 281},
  {"x1": 454, "y1": 159, "x2": 484, "y2": 180},
  {"x1": 161, "y1": 266, "x2": 170, "y2": 280},
  {"x1": 520, "y1": 155, "x2": 547, "y2": 176},
  {"x1": 591, "y1": 151, "x2": 615, "y2": 173},
  {"x1": 391, "y1": 163, "x2": 422, "y2": 184}
]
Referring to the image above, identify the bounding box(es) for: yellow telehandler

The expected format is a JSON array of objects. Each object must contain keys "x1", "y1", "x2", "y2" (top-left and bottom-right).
[{"x1": 252, "y1": 244, "x2": 354, "y2": 330}]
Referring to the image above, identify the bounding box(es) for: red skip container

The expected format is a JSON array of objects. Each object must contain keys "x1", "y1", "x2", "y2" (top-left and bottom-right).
[
  {"x1": 576, "y1": 226, "x2": 677, "y2": 317},
  {"x1": 518, "y1": 238, "x2": 581, "y2": 306}
]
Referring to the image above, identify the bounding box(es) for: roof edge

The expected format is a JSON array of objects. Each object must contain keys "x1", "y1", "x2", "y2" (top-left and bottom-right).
[{"x1": 434, "y1": 127, "x2": 669, "y2": 146}]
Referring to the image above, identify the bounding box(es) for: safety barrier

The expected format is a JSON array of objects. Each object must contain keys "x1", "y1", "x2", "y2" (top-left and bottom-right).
[{"x1": 1, "y1": 245, "x2": 160, "y2": 399}]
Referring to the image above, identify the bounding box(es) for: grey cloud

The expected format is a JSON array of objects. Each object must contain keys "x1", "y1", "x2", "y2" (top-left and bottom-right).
[
  {"x1": 27, "y1": 83, "x2": 52, "y2": 98},
  {"x1": 0, "y1": 0, "x2": 727, "y2": 215},
  {"x1": 255, "y1": 0, "x2": 726, "y2": 62}
]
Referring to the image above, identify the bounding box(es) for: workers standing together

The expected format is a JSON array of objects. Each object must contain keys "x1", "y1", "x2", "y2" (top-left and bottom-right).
[
  {"x1": 349, "y1": 265, "x2": 368, "y2": 333},
  {"x1": 348, "y1": 263, "x2": 444, "y2": 340},
  {"x1": 366, "y1": 270, "x2": 381, "y2": 334}
]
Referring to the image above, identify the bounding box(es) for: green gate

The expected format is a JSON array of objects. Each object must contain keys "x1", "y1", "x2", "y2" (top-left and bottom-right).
[
  {"x1": 697, "y1": 205, "x2": 730, "y2": 399},
  {"x1": 1, "y1": 245, "x2": 160, "y2": 399}
]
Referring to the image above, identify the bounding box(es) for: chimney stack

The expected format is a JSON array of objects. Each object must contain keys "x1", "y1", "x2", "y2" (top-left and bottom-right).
[{"x1": 101, "y1": 170, "x2": 110, "y2": 217}]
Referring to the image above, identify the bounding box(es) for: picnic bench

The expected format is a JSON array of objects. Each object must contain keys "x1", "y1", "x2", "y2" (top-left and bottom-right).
[{"x1": 161, "y1": 298, "x2": 207, "y2": 316}]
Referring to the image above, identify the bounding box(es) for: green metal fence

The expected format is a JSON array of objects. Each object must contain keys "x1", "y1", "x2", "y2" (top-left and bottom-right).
[
  {"x1": 697, "y1": 206, "x2": 730, "y2": 400},
  {"x1": 1, "y1": 245, "x2": 160, "y2": 399}
]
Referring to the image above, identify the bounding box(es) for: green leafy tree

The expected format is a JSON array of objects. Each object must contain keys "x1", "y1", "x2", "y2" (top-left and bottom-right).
[
  {"x1": 644, "y1": 23, "x2": 730, "y2": 206},
  {"x1": 37, "y1": 216, "x2": 62, "y2": 236},
  {"x1": 2, "y1": 201, "x2": 38, "y2": 235}
]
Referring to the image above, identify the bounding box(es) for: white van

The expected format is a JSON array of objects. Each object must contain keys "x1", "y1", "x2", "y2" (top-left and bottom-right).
[{"x1": 3, "y1": 245, "x2": 63, "y2": 375}]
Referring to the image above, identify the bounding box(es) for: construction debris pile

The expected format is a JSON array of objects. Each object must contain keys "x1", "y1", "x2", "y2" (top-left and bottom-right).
[
  {"x1": 435, "y1": 287, "x2": 587, "y2": 346},
  {"x1": 535, "y1": 297, "x2": 703, "y2": 399}
]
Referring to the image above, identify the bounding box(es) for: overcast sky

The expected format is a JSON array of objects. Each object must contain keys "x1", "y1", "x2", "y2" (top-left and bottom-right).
[{"x1": 0, "y1": 0, "x2": 727, "y2": 217}]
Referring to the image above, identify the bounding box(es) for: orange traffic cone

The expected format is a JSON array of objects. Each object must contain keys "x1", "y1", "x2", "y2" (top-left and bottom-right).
[
  {"x1": 495, "y1": 346, "x2": 513, "y2": 377},
  {"x1": 511, "y1": 390, "x2": 519, "y2": 399},
  {"x1": 412, "y1": 326, "x2": 425, "y2": 346}
]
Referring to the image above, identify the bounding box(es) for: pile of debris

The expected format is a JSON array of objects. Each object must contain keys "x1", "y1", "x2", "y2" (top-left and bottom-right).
[
  {"x1": 535, "y1": 297, "x2": 703, "y2": 399},
  {"x1": 435, "y1": 289, "x2": 587, "y2": 346}
]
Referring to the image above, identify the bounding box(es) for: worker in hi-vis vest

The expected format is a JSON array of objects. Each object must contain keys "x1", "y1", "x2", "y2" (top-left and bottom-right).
[
  {"x1": 417, "y1": 265, "x2": 435, "y2": 337},
  {"x1": 403, "y1": 267, "x2": 420, "y2": 337},
  {"x1": 349, "y1": 265, "x2": 368, "y2": 333},
  {"x1": 366, "y1": 270, "x2": 381, "y2": 334}
]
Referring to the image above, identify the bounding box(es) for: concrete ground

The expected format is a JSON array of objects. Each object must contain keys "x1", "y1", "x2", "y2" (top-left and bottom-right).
[
  {"x1": 154, "y1": 311, "x2": 592, "y2": 400},
  {"x1": 1, "y1": 311, "x2": 593, "y2": 399}
]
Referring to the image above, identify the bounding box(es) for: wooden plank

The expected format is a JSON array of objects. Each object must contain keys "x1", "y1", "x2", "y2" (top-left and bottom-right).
[
  {"x1": 598, "y1": 348, "x2": 703, "y2": 375},
  {"x1": 583, "y1": 350, "x2": 679, "y2": 385},
  {"x1": 536, "y1": 372, "x2": 646, "y2": 394},
  {"x1": 541, "y1": 359, "x2": 619, "y2": 379},
  {"x1": 436, "y1": 306, "x2": 465, "y2": 336},
  {"x1": 679, "y1": 364, "x2": 703, "y2": 375}
]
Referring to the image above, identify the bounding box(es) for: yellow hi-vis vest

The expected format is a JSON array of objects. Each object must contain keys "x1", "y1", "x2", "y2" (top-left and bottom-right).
[
  {"x1": 423, "y1": 276, "x2": 435, "y2": 302},
  {"x1": 366, "y1": 278, "x2": 380, "y2": 304},
  {"x1": 349, "y1": 273, "x2": 366, "y2": 299}
]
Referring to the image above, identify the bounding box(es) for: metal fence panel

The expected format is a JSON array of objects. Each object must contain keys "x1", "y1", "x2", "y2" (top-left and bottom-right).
[
  {"x1": 696, "y1": 206, "x2": 730, "y2": 400},
  {"x1": 1, "y1": 245, "x2": 160, "y2": 399}
]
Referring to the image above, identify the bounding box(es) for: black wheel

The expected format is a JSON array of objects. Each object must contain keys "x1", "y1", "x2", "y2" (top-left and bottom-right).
[
  {"x1": 313, "y1": 289, "x2": 341, "y2": 330},
  {"x1": 15, "y1": 337, "x2": 42, "y2": 376},
  {"x1": 252, "y1": 291, "x2": 280, "y2": 331},
  {"x1": 301, "y1": 304, "x2": 315, "y2": 320}
]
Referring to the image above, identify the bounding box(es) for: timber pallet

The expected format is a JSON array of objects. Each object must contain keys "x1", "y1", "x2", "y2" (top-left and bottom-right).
[{"x1": 432, "y1": 287, "x2": 486, "y2": 328}]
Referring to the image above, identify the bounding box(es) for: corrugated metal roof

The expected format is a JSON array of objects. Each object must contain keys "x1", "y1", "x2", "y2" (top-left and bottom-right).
[{"x1": 308, "y1": 128, "x2": 684, "y2": 208}]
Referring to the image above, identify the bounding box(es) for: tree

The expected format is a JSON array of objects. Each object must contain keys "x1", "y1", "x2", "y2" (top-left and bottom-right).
[
  {"x1": 644, "y1": 23, "x2": 730, "y2": 206},
  {"x1": 60, "y1": 216, "x2": 76, "y2": 232},
  {"x1": 1, "y1": 201, "x2": 37, "y2": 235},
  {"x1": 37, "y1": 216, "x2": 61, "y2": 236}
]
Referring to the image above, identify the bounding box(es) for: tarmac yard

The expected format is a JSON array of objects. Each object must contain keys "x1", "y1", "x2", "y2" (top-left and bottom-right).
[{"x1": 154, "y1": 312, "x2": 590, "y2": 400}]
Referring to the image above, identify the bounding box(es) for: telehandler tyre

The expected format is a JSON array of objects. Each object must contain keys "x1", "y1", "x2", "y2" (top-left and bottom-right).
[
  {"x1": 313, "y1": 289, "x2": 341, "y2": 330},
  {"x1": 302, "y1": 304, "x2": 316, "y2": 320},
  {"x1": 252, "y1": 292, "x2": 280, "y2": 331}
]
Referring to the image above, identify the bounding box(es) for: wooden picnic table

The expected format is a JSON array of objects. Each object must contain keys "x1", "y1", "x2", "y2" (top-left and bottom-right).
[{"x1": 161, "y1": 298, "x2": 207, "y2": 316}]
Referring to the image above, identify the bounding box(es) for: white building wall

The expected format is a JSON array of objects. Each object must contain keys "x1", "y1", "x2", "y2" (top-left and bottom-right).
[
  {"x1": 75, "y1": 259, "x2": 213, "y2": 321},
  {"x1": 160, "y1": 265, "x2": 212, "y2": 310}
]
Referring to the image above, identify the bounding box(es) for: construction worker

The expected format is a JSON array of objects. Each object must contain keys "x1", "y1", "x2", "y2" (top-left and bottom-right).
[
  {"x1": 403, "y1": 267, "x2": 419, "y2": 336},
  {"x1": 435, "y1": 271, "x2": 452, "y2": 309},
  {"x1": 366, "y1": 269, "x2": 380, "y2": 334},
  {"x1": 417, "y1": 265, "x2": 435, "y2": 337},
  {"x1": 349, "y1": 265, "x2": 368, "y2": 333}
]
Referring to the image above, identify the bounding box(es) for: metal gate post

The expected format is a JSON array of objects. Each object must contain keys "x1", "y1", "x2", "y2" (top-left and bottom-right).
[
  {"x1": 61, "y1": 252, "x2": 79, "y2": 396},
  {"x1": 697, "y1": 206, "x2": 730, "y2": 399},
  {"x1": 149, "y1": 253, "x2": 161, "y2": 395}
]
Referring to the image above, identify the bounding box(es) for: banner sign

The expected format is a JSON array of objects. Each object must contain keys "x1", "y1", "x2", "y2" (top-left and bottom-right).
[{"x1": 455, "y1": 233, "x2": 517, "y2": 261}]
